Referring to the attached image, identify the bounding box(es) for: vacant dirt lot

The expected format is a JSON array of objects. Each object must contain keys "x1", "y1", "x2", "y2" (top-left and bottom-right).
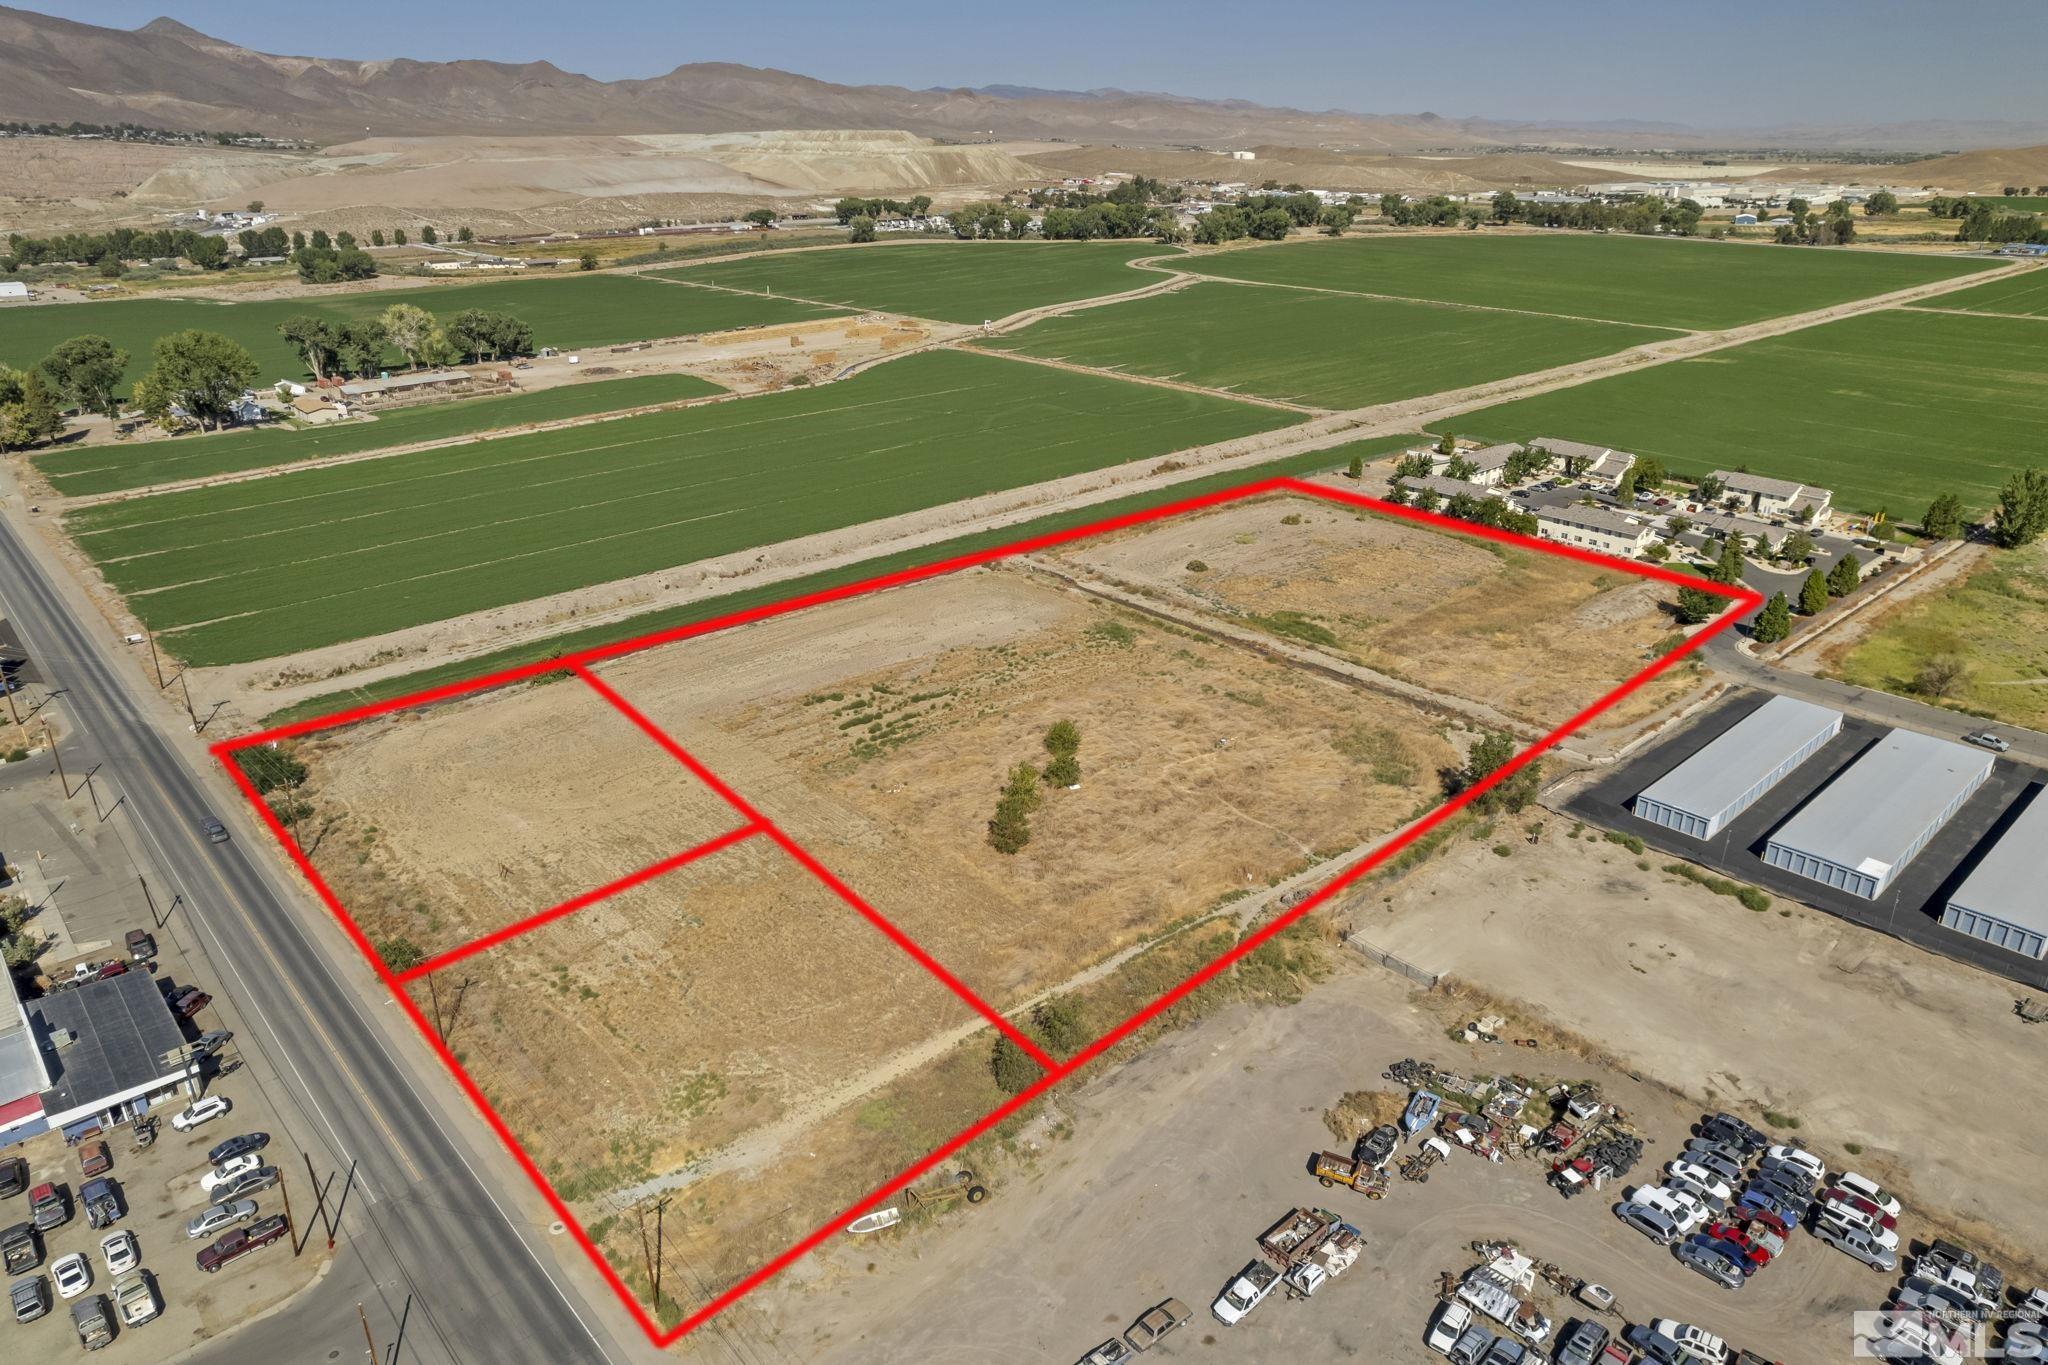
[
  {"x1": 302, "y1": 673, "x2": 747, "y2": 961},
  {"x1": 1046, "y1": 493, "x2": 1694, "y2": 738},
  {"x1": 1361, "y1": 821, "x2": 2048, "y2": 1274},
  {"x1": 592, "y1": 565, "x2": 1455, "y2": 1016}
]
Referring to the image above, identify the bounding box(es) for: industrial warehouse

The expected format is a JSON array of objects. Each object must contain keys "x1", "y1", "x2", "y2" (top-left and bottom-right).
[
  {"x1": 1760, "y1": 729, "x2": 1995, "y2": 900},
  {"x1": 1633, "y1": 695, "x2": 1844, "y2": 840},
  {"x1": 1568, "y1": 691, "x2": 2048, "y2": 991}
]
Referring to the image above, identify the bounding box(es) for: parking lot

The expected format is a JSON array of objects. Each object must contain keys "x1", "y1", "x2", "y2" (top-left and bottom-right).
[
  {"x1": 739, "y1": 962, "x2": 1904, "y2": 1364},
  {"x1": 3, "y1": 766, "x2": 328, "y2": 1357}
]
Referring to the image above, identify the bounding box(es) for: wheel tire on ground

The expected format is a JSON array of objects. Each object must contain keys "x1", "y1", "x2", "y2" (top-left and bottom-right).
[
  {"x1": 966, "y1": 1185, "x2": 988, "y2": 1204},
  {"x1": 1318, "y1": 1177, "x2": 1335, "y2": 1188}
]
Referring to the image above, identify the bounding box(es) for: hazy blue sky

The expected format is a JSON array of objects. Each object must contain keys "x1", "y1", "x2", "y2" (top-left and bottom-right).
[{"x1": 62, "y1": 0, "x2": 2046, "y2": 127}]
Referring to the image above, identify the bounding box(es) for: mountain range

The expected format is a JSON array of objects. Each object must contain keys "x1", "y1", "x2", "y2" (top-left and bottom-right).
[{"x1": 2, "y1": 7, "x2": 2045, "y2": 153}]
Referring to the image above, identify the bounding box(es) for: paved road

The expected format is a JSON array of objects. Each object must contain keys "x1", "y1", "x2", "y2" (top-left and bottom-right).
[{"x1": 0, "y1": 516, "x2": 643, "y2": 1365}]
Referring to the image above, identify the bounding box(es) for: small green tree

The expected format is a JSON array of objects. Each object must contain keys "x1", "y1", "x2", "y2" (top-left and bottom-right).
[
  {"x1": 1710, "y1": 535, "x2": 1746, "y2": 584},
  {"x1": 743, "y1": 208, "x2": 776, "y2": 228},
  {"x1": 1032, "y1": 996, "x2": 1088, "y2": 1057},
  {"x1": 1751, "y1": 592, "x2": 1792, "y2": 644},
  {"x1": 1345, "y1": 452, "x2": 1363, "y2": 479},
  {"x1": 1778, "y1": 530, "x2": 1816, "y2": 565},
  {"x1": 1992, "y1": 467, "x2": 2048, "y2": 548},
  {"x1": 1798, "y1": 569, "x2": 1829, "y2": 615},
  {"x1": 578, "y1": 251, "x2": 598, "y2": 271},
  {"x1": 1920, "y1": 491, "x2": 1966, "y2": 540},
  {"x1": 1436, "y1": 432, "x2": 1457, "y2": 456},
  {"x1": 1826, "y1": 552, "x2": 1862, "y2": 597},
  {"x1": 457, "y1": 225, "x2": 474, "y2": 243},
  {"x1": 378, "y1": 936, "x2": 427, "y2": 974},
  {"x1": 236, "y1": 745, "x2": 308, "y2": 795},
  {"x1": 990, "y1": 1035, "x2": 1039, "y2": 1093},
  {"x1": 1914, "y1": 653, "x2": 1969, "y2": 702},
  {"x1": 848, "y1": 214, "x2": 877, "y2": 243},
  {"x1": 370, "y1": 228, "x2": 386, "y2": 247},
  {"x1": 392, "y1": 227, "x2": 407, "y2": 246},
  {"x1": 1674, "y1": 585, "x2": 1722, "y2": 624},
  {"x1": 1460, "y1": 730, "x2": 1542, "y2": 815},
  {"x1": 0, "y1": 370, "x2": 66, "y2": 448},
  {"x1": 421, "y1": 225, "x2": 438, "y2": 245}
]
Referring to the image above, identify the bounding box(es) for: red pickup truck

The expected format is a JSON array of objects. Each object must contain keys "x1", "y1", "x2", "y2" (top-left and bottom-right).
[{"x1": 196, "y1": 1214, "x2": 288, "y2": 1273}]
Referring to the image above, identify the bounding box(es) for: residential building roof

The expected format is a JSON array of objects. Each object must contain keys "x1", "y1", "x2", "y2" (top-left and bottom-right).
[
  {"x1": 1538, "y1": 504, "x2": 1648, "y2": 537},
  {"x1": 1711, "y1": 469, "x2": 1810, "y2": 499},
  {"x1": 1636, "y1": 696, "x2": 1842, "y2": 823},
  {"x1": 1533, "y1": 438, "x2": 1631, "y2": 464},
  {"x1": 1400, "y1": 474, "x2": 1504, "y2": 502},
  {"x1": 1947, "y1": 787, "x2": 2048, "y2": 934},
  {"x1": 1767, "y1": 729, "x2": 1995, "y2": 879}
]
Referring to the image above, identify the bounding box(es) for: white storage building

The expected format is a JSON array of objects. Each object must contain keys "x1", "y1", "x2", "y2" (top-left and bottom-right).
[
  {"x1": 1941, "y1": 788, "x2": 2048, "y2": 960},
  {"x1": 1762, "y1": 729, "x2": 1995, "y2": 900},
  {"x1": 1634, "y1": 696, "x2": 1843, "y2": 840}
]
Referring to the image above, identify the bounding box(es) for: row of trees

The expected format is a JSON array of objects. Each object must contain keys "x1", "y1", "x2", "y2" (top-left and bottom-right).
[
  {"x1": 986, "y1": 721, "x2": 1083, "y2": 855},
  {"x1": 278, "y1": 304, "x2": 535, "y2": 380},
  {"x1": 832, "y1": 196, "x2": 933, "y2": 224}
]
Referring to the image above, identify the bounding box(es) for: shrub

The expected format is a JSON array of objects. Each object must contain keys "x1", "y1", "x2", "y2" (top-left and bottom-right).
[
  {"x1": 1602, "y1": 830, "x2": 1645, "y2": 855},
  {"x1": 990, "y1": 1035, "x2": 1040, "y2": 1094},
  {"x1": 1185, "y1": 559, "x2": 1209, "y2": 573},
  {"x1": 1491, "y1": 844, "x2": 1512, "y2": 858}
]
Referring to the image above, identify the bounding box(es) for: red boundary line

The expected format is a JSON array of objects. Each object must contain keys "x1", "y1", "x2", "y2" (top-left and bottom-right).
[{"x1": 212, "y1": 476, "x2": 1757, "y2": 1347}]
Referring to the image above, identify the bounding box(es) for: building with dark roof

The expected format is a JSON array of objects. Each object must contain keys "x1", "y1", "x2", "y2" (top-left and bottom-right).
[{"x1": 1, "y1": 970, "x2": 200, "y2": 1147}]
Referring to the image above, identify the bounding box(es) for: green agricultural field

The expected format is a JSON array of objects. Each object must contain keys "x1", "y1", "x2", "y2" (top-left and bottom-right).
[
  {"x1": 0, "y1": 275, "x2": 842, "y2": 391},
  {"x1": 1971, "y1": 196, "x2": 2048, "y2": 213},
  {"x1": 74, "y1": 349, "x2": 1297, "y2": 667},
  {"x1": 981, "y1": 281, "x2": 1669, "y2": 409},
  {"x1": 34, "y1": 374, "x2": 724, "y2": 496},
  {"x1": 1174, "y1": 234, "x2": 1992, "y2": 330},
  {"x1": 1917, "y1": 267, "x2": 2048, "y2": 318},
  {"x1": 1436, "y1": 309, "x2": 2048, "y2": 516},
  {"x1": 268, "y1": 433, "x2": 1420, "y2": 724},
  {"x1": 655, "y1": 241, "x2": 1166, "y2": 324}
]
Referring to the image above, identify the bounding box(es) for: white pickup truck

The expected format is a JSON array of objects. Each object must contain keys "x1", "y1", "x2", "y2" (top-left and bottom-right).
[
  {"x1": 1212, "y1": 1259, "x2": 1281, "y2": 1326},
  {"x1": 1285, "y1": 1223, "x2": 1363, "y2": 1298}
]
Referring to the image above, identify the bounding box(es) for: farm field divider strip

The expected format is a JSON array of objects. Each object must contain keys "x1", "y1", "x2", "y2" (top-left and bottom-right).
[
  {"x1": 568, "y1": 662, "x2": 1059, "y2": 1074},
  {"x1": 391, "y1": 821, "x2": 767, "y2": 984}
]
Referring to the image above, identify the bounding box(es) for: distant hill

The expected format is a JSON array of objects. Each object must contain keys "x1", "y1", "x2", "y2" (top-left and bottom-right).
[
  {"x1": 1884, "y1": 145, "x2": 2048, "y2": 192},
  {"x1": 4, "y1": 7, "x2": 2044, "y2": 152}
]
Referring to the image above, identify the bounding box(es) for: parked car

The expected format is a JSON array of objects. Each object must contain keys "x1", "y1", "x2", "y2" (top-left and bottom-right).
[
  {"x1": 78, "y1": 1140, "x2": 112, "y2": 1178},
  {"x1": 200, "y1": 1153, "x2": 262, "y2": 1193},
  {"x1": 1963, "y1": 732, "x2": 2010, "y2": 753},
  {"x1": 1555, "y1": 1318, "x2": 1613, "y2": 1365},
  {"x1": 71, "y1": 1292, "x2": 114, "y2": 1350},
  {"x1": 168, "y1": 987, "x2": 212, "y2": 1020},
  {"x1": 194, "y1": 1030, "x2": 235, "y2": 1056},
  {"x1": 1810, "y1": 1218, "x2": 1899, "y2": 1272},
  {"x1": 0, "y1": 1157, "x2": 26, "y2": 1199},
  {"x1": 206, "y1": 1132, "x2": 269, "y2": 1166},
  {"x1": 97, "y1": 1231, "x2": 138, "y2": 1277},
  {"x1": 196, "y1": 1214, "x2": 289, "y2": 1273},
  {"x1": 80, "y1": 1178, "x2": 123, "y2": 1230},
  {"x1": 1211, "y1": 1260, "x2": 1281, "y2": 1325},
  {"x1": 112, "y1": 1269, "x2": 157, "y2": 1327},
  {"x1": 1123, "y1": 1297, "x2": 1190, "y2": 1351},
  {"x1": 185, "y1": 1198, "x2": 259, "y2": 1241},
  {"x1": 1832, "y1": 1172, "x2": 1902, "y2": 1218},
  {"x1": 1427, "y1": 1300, "x2": 1474, "y2": 1354},
  {"x1": 1675, "y1": 1237, "x2": 1747, "y2": 1290},
  {"x1": 1449, "y1": 1324, "x2": 1500, "y2": 1365},
  {"x1": 8, "y1": 1271, "x2": 50, "y2": 1323},
  {"x1": 52, "y1": 1251, "x2": 91, "y2": 1300},
  {"x1": 1480, "y1": 1337, "x2": 1528, "y2": 1365},
  {"x1": 1892, "y1": 1274, "x2": 1986, "y2": 1322},
  {"x1": 1817, "y1": 1201, "x2": 1898, "y2": 1247},
  {"x1": 0, "y1": 1222, "x2": 39, "y2": 1274},
  {"x1": 1075, "y1": 1340, "x2": 1131, "y2": 1365},
  {"x1": 1665, "y1": 1162, "x2": 1734, "y2": 1206},
  {"x1": 28, "y1": 1182, "x2": 67, "y2": 1232},
  {"x1": 1616, "y1": 1202, "x2": 1685, "y2": 1245},
  {"x1": 1697, "y1": 1114, "x2": 1766, "y2": 1154},
  {"x1": 1648, "y1": 1319, "x2": 1732, "y2": 1364},
  {"x1": 172, "y1": 1095, "x2": 231, "y2": 1131},
  {"x1": 1682, "y1": 1147, "x2": 1745, "y2": 1186},
  {"x1": 208, "y1": 1166, "x2": 280, "y2": 1202},
  {"x1": 124, "y1": 929, "x2": 156, "y2": 962},
  {"x1": 1736, "y1": 1186, "x2": 1803, "y2": 1226},
  {"x1": 1630, "y1": 1185, "x2": 1708, "y2": 1228},
  {"x1": 1764, "y1": 1145, "x2": 1825, "y2": 1183},
  {"x1": 1825, "y1": 1188, "x2": 1898, "y2": 1230}
]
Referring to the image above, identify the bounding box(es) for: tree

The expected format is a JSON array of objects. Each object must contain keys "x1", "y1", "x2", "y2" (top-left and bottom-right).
[
  {"x1": 1614, "y1": 466, "x2": 1639, "y2": 502},
  {"x1": 1992, "y1": 467, "x2": 2048, "y2": 548},
  {"x1": 1751, "y1": 591, "x2": 1792, "y2": 645},
  {"x1": 310, "y1": 229, "x2": 331, "y2": 251},
  {"x1": 1778, "y1": 529, "x2": 1816, "y2": 565},
  {"x1": 370, "y1": 228, "x2": 386, "y2": 247},
  {"x1": 1711, "y1": 535, "x2": 1745, "y2": 584},
  {"x1": 1317, "y1": 205, "x2": 1354, "y2": 236},
  {"x1": 1674, "y1": 584, "x2": 1722, "y2": 625},
  {"x1": 379, "y1": 303, "x2": 436, "y2": 370},
  {"x1": 1696, "y1": 474, "x2": 1726, "y2": 503},
  {"x1": 132, "y1": 329, "x2": 258, "y2": 431},
  {"x1": 1799, "y1": 569, "x2": 1830, "y2": 615},
  {"x1": 421, "y1": 225, "x2": 438, "y2": 245},
  {"x1": 1346, "y1": 452, "x2": 1363, "y2": 480},
  {"x1": 185, "y1": 234, "x2": 228, "y2": 270},
  {"x1": 1043, "y1": 720, "x2": 1081, "y2": 787},
  {"x1": 1247, "y1": 207, "x2": 1293, "y2": 240},
  {"x1": 246, "y1": 200, "x2": 264, "y2": 214},
  {"x1": 291, "y1": 230, "x2": 307, "y2": 252},
  {"x1": 1436, "y1": 431, "x2": 1457, "y2": 456},
  {"x1": 1921, "y1": 491, "x2": 1966, "y2": 540},
  {"x1": 457, "y1": 225, "x2": 474, "y2": 243},
  {"x1": 0, "y1": 370, "x2": 65, "y2": 449},
  {"x1": 1826, "y1": 552, "x2": 1862, "y2": 597},
  {"x1": 1913, "y1": 653, "x2": 1969, "y2": 702},
  {"x1": 1865, "y1": 190, "x2": 1899, "y2": 216},
  {"x1": 743, "y1": 208, "x2": 776, "y2": 229},
  {"x1": 278, "y1": 315, "x2": 338, "y2": 380},
  {"x1": 333, "y1": 319, "x2": 387, "y2": 377},
  {"x1": 1459, "y1": 730, "x2": 1541, "y2": 815},
  {"x1": 38, "y1": 334, "x2": 128, "y2": 418},
  {"x1": 1491, "y1": 190, "x2": 1522, "y2": 222},
  {"x1": 847, "y1": 214, "x2": 877, "y2": 244},
  {"x1": 1032, "y1": 996, "x2": 1088, "y2": 1057},
  {"x1": 1444, "y1": 454, "x2": 1478, "y2": 481},
  {"x1": 1666, "y1": 514, "x2": 1692, "y2": 539},
  {"x1": 392, "y1": 227, "x2": 408, "y2": 246},
  {"x1": 990, "y1": 1035, "x2": 1039, "y2": 1094}
]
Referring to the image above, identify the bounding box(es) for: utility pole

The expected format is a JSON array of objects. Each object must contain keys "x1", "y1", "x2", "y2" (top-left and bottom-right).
[
  {"x1": 357, "y1": 1303, "x2": 378, "y2": 1363},
  {"x1": 651, "y1": 1194, "x2": 673, "y2": 1311},
  {"x1": 178, "y1": 673, "x2": 198, "y2": 729},
  {"x1": 137, "y1": 875, "x2": 160, "y2": 929},
  {"x1": 145, "y1": 631, "x2": 164, "y2": 690},
  {"x1": 49, "y1": 725, "x2": 69, "y2": 798},
  {"x1": 279, "y1": 1168, "x2": 297, "y2": 1256},
  {"x1": 2, "y1": 677, "x2": 25, "y2": 749}
]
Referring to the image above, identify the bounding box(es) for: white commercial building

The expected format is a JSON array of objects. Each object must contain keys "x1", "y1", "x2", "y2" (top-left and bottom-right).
[
  {"x1": 1534, "y1": 504, "x2": 1654, "y2": 558},
  {"x1": 1762, "y1": 729, "x2": 1995, "y2": 900},
  {"x1": 1941, "y1": 788, "x2": 2048, "y2": 960},
  {"x1": 1634, "y1": 696, "x2": 1843, "y2": 840}
]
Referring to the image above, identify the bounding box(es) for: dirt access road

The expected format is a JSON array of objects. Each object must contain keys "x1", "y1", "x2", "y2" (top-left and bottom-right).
[{"x1": 735, "y1": 960, "x2": 1884, "y2": 1365}]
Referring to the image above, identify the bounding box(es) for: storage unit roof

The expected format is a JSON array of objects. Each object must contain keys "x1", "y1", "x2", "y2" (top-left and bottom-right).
[
  {"x1": 1638, "y1": 695, "x2": 1841, "y2": 819},
  {"x1": 1768, "y1": 729, "x2": 1994, "y2": 878},
  {"x1": 1948, "y1": 787, "x2": 2048, "y2": 933}
]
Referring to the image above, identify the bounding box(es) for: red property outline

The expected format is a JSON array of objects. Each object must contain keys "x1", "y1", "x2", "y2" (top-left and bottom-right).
[{"x1": 213, "y1": 476, "x2": 1759, "y2": 1347}]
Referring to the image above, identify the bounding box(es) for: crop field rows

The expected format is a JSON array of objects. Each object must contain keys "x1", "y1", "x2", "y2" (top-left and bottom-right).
[
  {"x1": 217, "y1": 479, "x2": 1750, "y2": 1346},
  {"x1": 651, "y1": 239, "x2": 1170, "y2": 324},
  {"x1": 32, "y1": 372, "x2": 725, "y2": 495},
  {"x1": 1914, "y1": 266, "x2": 2048, "y2": 318},
  {"x1": 980, "y1": 279, "x2": 1673, "y2": 410},
  {"x1": 0, "y1": 272, "x2": 844, "y2": 388},
  {"x1": 1437, "y1": 306, "x2": 2048, "y2": 515},
  {"x1": 71, "y1": 349, "x2": 1296, "y2": 666}
]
